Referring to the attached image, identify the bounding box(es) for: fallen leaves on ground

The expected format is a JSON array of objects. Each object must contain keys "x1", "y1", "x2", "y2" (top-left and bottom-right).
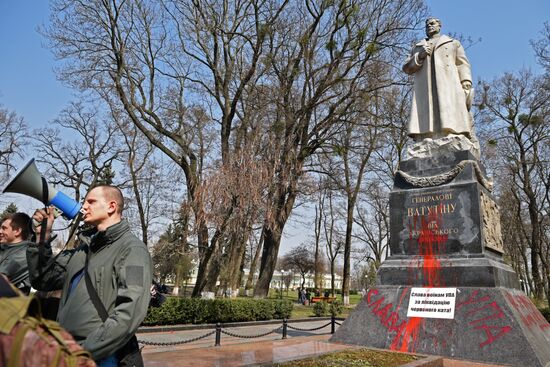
[{"x1": 273, "y1": 348, "x2": 420, "y2": 367}]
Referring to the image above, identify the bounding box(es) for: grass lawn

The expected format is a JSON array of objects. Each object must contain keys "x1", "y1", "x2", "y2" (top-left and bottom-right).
[
  {"x1": 267, "y1": 289, "x2": 364, "y2": 319},
  {"x1": 272, "y1": 348, "x2": 420, "y2": 367}
]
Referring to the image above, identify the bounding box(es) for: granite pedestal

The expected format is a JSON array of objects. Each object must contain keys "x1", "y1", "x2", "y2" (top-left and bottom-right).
[{"x1": 331, "y1": 150, "x2": 550, "y2": 366}]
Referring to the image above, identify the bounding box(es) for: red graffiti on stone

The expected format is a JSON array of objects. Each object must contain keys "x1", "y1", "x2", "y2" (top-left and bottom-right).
[
  {"x1": 456, "y1": 290, "x2": 512, "y2": 348},
  {"x1": 504, "y1": 291, "x2": 550, "y2": 331},
  {"x1": 392, "y1": 208, "x2": 448, "y2": 352},
  {"x1": 366, "y1": 289, "x2": 407, "y2": 335},
  {"x1": 391, "y1": 316, "x2": 422, "y2": 352},
  {"x1": 474, "y1": 324, "x2": 513, "y2": 348}
]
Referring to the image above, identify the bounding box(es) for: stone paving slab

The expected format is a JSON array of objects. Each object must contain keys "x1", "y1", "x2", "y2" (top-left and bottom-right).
[
  {"x1": 142, "y1": 334, "x2": 354, "y2": 366},
  {"x1": 139, "y1": 320, "x2": 509, "y2": 366},
  {"x1": 138, "y1": 319, "x2": 338, "y2": 354}
]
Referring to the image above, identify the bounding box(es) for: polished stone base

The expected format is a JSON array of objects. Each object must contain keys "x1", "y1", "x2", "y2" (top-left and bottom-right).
[
  {"x1": 377, "y1": 256, "x2": 520, "y2": 289},
  {"x1": 331, "y1": 286, "x2": 550, "y2": 367},
  {"x1": 335, "y1": 149, "x2": 550, "y2": 366}
]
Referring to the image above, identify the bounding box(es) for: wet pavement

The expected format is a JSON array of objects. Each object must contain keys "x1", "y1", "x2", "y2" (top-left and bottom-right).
[
  {"x1": 139, "y1": 319, "x2": 351, "y2": 366},
  {"x1": 138, "y1": 320, "x2": 507, "y2": 366},
  {"x1": 142, "y1": 334, "x2": 352, "y2": 366}
]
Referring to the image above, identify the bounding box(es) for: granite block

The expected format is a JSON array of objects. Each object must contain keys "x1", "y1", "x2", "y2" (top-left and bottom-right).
[{"x1": 331, "y1": 287, "x2": 550, "y2": 367}]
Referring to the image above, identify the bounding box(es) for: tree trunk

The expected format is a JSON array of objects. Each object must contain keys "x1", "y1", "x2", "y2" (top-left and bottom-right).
[
  {"x1": 253, "y1": 183, "x2": 297, "y2": 297},
  {"x1": 204, "y1": 252, "x2": 223, "y2": 293},
  {"x1": 245, "y1": 229, "x2": 264, "y2": 292},
  {"x1": 314, "y1": 204, "x2": 323, "y2": 290},
  {"x1": 218, "y1": 226, "x2": 250, "y2": 295},
  {"x1": 129, "y1": 160, "x2": 148, "y2": 245},
  {"x1": 342, "y1": 200, "x2": 353, "y2": 306},
  {"x1": 330, "y1": 260, "x2": 336, "y2": 296},
  {"x1": 253, "y1": 225, "x2": 283, "y2": 297},
  {"x1": 191, "y1": 221, "x2": 215, "y2": 297}
]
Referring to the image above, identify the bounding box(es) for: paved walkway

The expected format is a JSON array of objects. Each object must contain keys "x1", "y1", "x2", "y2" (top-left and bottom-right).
[
  {"x1": 138, "y1": 320, "x2": 507, "y2": 366},
  {"x1": 139, "y1": 319, "x2": 350, "y2": 366},
  {"x1": 142, "y1": 334, "x2": 352, "y2": 366}
]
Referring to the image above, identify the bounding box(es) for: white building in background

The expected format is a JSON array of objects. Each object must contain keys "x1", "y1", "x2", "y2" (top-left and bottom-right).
[
  {"x1": 168, "y1": 266, "x2": 343, "y2": 291},
  {"x1": 241, "y1": 269, "x2": 343, "y2": 290}
]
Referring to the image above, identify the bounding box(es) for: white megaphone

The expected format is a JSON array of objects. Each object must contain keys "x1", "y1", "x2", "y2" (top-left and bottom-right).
[{"x1": 2, "y1": 159, "x2": 82, "y2": 219}]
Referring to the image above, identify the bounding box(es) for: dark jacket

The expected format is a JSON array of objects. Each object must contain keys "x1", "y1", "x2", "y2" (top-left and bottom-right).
[
  {"x1": 0, "y1": 240, "x2": 31, "y2": 293},
  {"x1": 27, "y1": 220, "x2": 152, "y2": 360}
]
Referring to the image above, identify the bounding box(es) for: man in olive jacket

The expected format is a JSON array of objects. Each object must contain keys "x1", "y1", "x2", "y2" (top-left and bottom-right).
[
  {"x1": 28, "y1": 185, "x2": 152, "y2": 366},
  {"x1": 0, "y1": 212, "x2": 33, "y2": 294}
]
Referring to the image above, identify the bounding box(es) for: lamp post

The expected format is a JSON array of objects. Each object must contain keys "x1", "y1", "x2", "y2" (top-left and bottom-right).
[{"x1": 280, "y1": 270, "x2": 285, "y2": 299}]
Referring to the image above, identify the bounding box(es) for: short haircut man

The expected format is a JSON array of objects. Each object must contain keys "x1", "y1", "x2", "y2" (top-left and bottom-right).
[
  {"x1": 91, "y1": 185, "x2": 124, "y2": 214},
  {"x1": 0, "y1": 212, "x2": 33, "y2": 294},
  {"x1": 1, "y1": 212, "x2": 33, "y2": 242}
]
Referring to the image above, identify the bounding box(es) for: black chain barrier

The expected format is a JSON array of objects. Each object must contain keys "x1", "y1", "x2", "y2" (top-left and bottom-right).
[
  {"x1": 286, "y1": 321, "x2": 331, "y2": 332},
  {"x1": 138, "y1": 316, "x2": 339, "y2": 347},
  {"x1": 138, "y1": 330, "x2": 216, "y2": 346},
  {"x1": 221, "y1": 326, "x2": 282, "y2": 338}
]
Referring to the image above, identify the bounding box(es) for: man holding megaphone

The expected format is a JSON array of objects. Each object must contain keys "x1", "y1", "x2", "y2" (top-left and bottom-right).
[{"x1": 27, "y1": 185, "x2": 152, "y2": 367}]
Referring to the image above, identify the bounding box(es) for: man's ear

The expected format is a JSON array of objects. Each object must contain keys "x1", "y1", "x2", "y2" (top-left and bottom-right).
[
  {"x1": 13, "y1": 227, "x2": 22, "y2": 238},
  {"x1": 107, "y1": 201, "x2": 117, "y2": 215}
]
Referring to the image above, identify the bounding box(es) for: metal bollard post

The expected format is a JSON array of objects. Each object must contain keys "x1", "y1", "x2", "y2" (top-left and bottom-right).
[
  {"x1": 215, "y1": 323, "x2": 221, "y2": 346},
  {"x1": 282, "y1": 318, "x2": 288, "y2": 339},
  {"x1": 331, "y1": 315, "x2": 335, "y2": 334}
]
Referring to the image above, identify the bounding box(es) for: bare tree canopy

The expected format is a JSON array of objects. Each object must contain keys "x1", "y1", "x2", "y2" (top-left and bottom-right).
[
  {"x1": 0, "y1": 106, "x2": 27, "y2": 183},
  {"x1": 279, "y1": 244, "x2": 315, "y2": 289},
  {"x1": 531, "y1": 21, "x2": 550, "y2": 73},
  {"x1": 477, "y1": 69, "x2": 550, "y2": 303}
]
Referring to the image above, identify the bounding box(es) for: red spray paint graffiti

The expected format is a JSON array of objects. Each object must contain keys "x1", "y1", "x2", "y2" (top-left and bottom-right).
[
  {"x1": 456, "y1": 290, "x2": 512, "y2": 347},
  {"x1": 391, "y1": 206, "x2": 449, "y2": 352},
  {"x1": 366, "y1": 289, "x2": 407, "y2": 335},
  {"x1": 504, "y1": 291, "x2": 550, "y2": 332}
]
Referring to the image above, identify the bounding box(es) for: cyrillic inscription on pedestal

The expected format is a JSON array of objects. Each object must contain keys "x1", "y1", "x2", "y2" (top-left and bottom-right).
[{"x1": 390, "y1": 183, "x2": 482, "y2": 256}]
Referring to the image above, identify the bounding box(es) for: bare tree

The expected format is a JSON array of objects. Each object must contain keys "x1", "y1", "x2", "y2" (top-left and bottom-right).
[
  {"x1": 43, "y1": 0, "x2": 425, "y2": 297},
  {"x1": 0, "y1": 106, "x2": 27, "y2": 183},
  {"x1": 354, "y1": 182, "x2": 390, "y2": 265},
  {"x1": 317, "y1": 95, "x2": 384, "y2": 304},
  {"x1": 33, "y1": 102, "x2": 124, "y2": 246},
  {"x1": 478, "y1": 69, "x2": 550, "y2": 302},
  {"x1": 313, "y1": 191, "x2": 324, "y2": 291},
  {"x1": 114, "y1": 115, "x2": 179, "y2": 246},
  {"x1": 254, "y1": 0, "x2": 426, "y2": 297},
  {"x1": 280, "y1": 244, "x2": 315, "y2": 290},
  {"x1": 531, "y1": 21, "x2": 550, "y2": 73},
  {"x1": 44, "y1": 0, "x2": 288, "y2": 296},
  {"x1": 321, "y1": 188, "x2": 344, "y2": 296}
]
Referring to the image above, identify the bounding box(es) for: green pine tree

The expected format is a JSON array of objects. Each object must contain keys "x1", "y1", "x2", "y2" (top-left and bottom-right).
[
  {"x1": 96, "y1": 165, "x2": 115, "y2": 185},
  {"x1": 1, "y1": 203, "x2": 18, "y2": 220}
]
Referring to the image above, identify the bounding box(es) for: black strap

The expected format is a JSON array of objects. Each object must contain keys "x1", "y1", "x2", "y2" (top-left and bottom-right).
[
  {"x1": 83, "y1": 248, "x2": 109, "y2": 322},
  {"x1": 41, "y1": 177, "x2": 49, "y2": 205},
  {"x1": 82, "y1": 248, "x2": 140, "y2": 364}
]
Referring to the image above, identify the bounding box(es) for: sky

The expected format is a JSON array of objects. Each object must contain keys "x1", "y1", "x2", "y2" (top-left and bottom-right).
[
  {"x1": 0, "y1": 0, "x2": 549, "y2": 253},
  {"x1": 1, "y1": 1, "x2": 549, "y2": 131}
]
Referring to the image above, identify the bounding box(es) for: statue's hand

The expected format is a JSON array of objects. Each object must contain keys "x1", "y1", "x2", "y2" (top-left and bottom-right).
[
  {"x1": 462, "y1": 80, "x2": 472, "y2": 90},
  {"x1": 419, "y1": 44, "x2": 432, "y2": 60}
]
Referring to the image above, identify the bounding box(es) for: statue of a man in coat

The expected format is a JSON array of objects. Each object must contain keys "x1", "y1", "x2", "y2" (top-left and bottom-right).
[{"x1": 403, "y1": 17, "x2": 474, "y2": 142}]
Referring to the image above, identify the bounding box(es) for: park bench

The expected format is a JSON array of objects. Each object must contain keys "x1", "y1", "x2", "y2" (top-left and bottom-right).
[{"x1": 310, "y1": 296, "x2": 337, "y2": 304}]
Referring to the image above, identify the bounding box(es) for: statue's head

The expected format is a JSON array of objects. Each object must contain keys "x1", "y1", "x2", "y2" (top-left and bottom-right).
[{"x1": 425, "y1": 17, "x2": 441, "y2": 38}]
